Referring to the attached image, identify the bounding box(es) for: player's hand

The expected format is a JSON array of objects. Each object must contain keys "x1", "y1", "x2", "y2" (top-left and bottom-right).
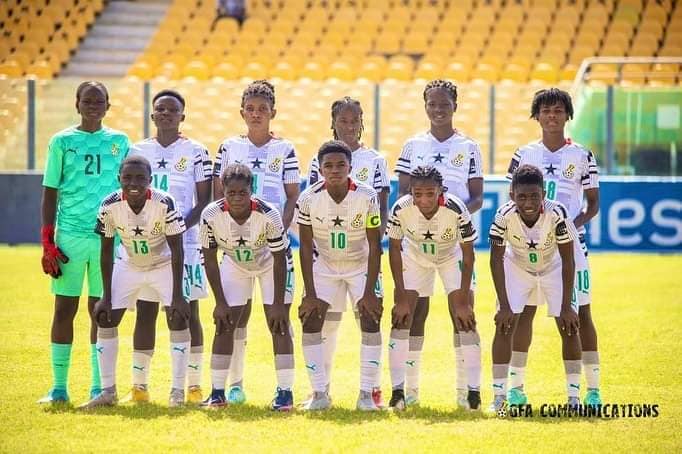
[
  {"x1": 357, "y1": 292, "x2": 382, "y2": 325},
  {"x1": 451, "y1": 290, "x2": 475, "y2": 332},
  {"x1": 268, "y1": 303, "x2": 290, "y2": 336},
  {"x1": 41, "y1": 244, "x2": 69, "y2": 278},
  {"x1": 93, "y1": 299, "x2": 112, "y2": 325},
  {"x1": 298, "y1": 296, "x2": 326, "y2": 326},
  {"x1": 213, "y1": 303, "x2": 232, "y2": 335},
  {"x1": 169, "y1": 296, "x2": 190, "y2": 322},
  {"x1": 494, "y1": 307, "x2": 515, "y2": 335},
  {"x1": 391, "y1": 301, "x2": 412, "y2": 327},
  {"x1": 559, "y1": 308, "x2": 580, "y2": 336}
]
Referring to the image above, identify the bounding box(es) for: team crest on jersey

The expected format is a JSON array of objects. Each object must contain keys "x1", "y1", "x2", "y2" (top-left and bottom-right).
[
  {"x1": 268, "y1": 157, "x2": 282, "y2": 172},
  {"x1": 111, "y1": 143, "x2": 120, "y2": 156},
  {"x1": 351, "y1": 213, "x2": 364, "y2": 228},
  {"x1": 151, "y1": 221, "x2": 162, "y2": 236},
  {"x1": 441, "y1": 227, "x2": 455, "y2": 241},
  {"x1": 451, "y1": 153, "x2": 465, "y2": 167},
  {"x1": 175, "y1": 157, "x2": 188, "y2": 172},
  {"x1": 255, "y1": 232, "x2": 267, "y2": 247},
  {"x1": 563, "y1": 163, "x2": 576, "y2": 178},
  {"x1": 356, "y1": 167, "x2": 369, "y2": 181},
  {"x1": 544, "y1": 232, "x2": 554, "y2": 247}
]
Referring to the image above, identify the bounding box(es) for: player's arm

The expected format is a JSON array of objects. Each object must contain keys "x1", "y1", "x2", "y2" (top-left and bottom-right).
[
  {"x1": 558, "y1": 240, "x2": 578, "y2": 334},
  {"x1": 185, "y1": 180, "x2": 212, "y2": 228},
  {"x1": 167, "y1": 233, "x2": 190, "y2": 321},
  {"x1": 466, "y1": 178, "x2": 483, "y2": 214},
  {"x1": 268, "y1": 248, "x2": 288, "y2": 335},
  {"x1": 203, "y1": 246, "x2": 232, "y2": 333},
  {"x1": 357, "y1": 224, "x2": 382, "y2": 323},
  {"x1": 490, "y1": 241, "x2": 513, "y2": 335},
  {"x1": 378, "y1": 189, "x2": 389, "y2": 237},
  {"x1": 573, "y1": 188, "x2": 599, "y2": 229},
  {"x1": 41, "y1": 136, "x2": 69, "y2": 277},
  {"x1": 298, "y1": 222, "x2": 323, "y2": 325},
  {"x1": 282, "y1": 183, "x2": 299, "y2": 231},
  {"x1": 398, "y1": 173, "x2": 410, "y2": 197}
]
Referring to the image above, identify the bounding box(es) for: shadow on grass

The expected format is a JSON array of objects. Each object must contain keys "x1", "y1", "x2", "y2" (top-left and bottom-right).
[{"x1": 42, "y1": 402, "x2": 614, "y2": 425}]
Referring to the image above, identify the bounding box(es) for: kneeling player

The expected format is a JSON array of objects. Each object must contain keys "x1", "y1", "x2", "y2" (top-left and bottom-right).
[
  {"x1": 297, "y1": 140, "x2": 383, "y2": 411},
  {"x1": 81, "y1": 156, "x2": 190, "y2": 408},
  {"x1": 489, "y1": 165, "x2": 581, "y2": 412},
  {"x1": 386, "y1": 166, "x2": 478, "y2": 410},
  {"x1": 200, "y1": 164, "x2": 294, "y2": 411}
]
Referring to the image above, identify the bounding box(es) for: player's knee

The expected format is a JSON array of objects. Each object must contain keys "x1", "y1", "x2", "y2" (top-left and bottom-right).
[
  {"x1": 302, "y1": 318, "x2": 324, "y2": 333},
  {"x1": 135, "y1": 302, "x2": 159, "y2": 325},
  {"x1": 54, "y1": 302, "x2": 78, "y2": 323},
  {"x1": 167, "y1": 317, "x2": 188, "y2": 331}
]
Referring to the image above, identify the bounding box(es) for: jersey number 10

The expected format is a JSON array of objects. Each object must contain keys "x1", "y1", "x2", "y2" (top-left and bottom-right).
[{"x1": 330, "y1": 231, "x2": 346, "y2": 249}]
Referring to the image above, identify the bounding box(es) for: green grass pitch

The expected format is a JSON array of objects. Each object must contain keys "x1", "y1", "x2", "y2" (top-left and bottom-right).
[{"x1": 0, "y1": 246, "x2": 680, "y2": 453}]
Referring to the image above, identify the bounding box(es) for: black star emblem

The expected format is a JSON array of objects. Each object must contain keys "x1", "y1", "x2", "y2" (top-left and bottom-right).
[
  {"x1": 422, "y1": 230, "x2": 434, "y2": 240},
  {"x1": 332, "y1": 216, "x2": 344, "y2": 227},
  {"x1": 251, "y1": 157, "x2": 263, "y2": 169},
  {"x1": 133, "y1": 226, "x2": 144, "y2": 236},
  {"x1": 545, "y1": 163, "x2": 557, "y2": 175},
  {"x1": 236, "y1": 236, "x2": 248, "y2": 247},
  {"x1": 433, "y1": 153, "x2": 445, "y2": 163},
  {"x1": 157, "y1": 158, "x2": 168, "y2": 169},
  {"x1": 527, "y1": 239, "x2": 538, "y2": 249}
]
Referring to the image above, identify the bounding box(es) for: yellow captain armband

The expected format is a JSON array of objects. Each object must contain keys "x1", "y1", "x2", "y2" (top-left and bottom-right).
[{"x1": 366, "y1": 214, "x2": 381, "y2": 228}]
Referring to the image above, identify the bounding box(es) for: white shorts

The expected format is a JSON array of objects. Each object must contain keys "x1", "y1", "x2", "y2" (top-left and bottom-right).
[
  {"x1": 138, "y1": 245, "x2": 208, "y2": 302},
  {"x1": 218, "y1": 258, "x2": 294, "y2": 307},
  {"x1": 526, "y1": 237, "x2": 591, "y2": 308},
  {"x1": 310, "y1": 258, "x2": 373, "y2": 313},
  {"x1": 327, "y1": 272, "x2": 384, "y2": 312},
  {"x1": 501, "y1": 258, "x2": 578, "y2": 317},
  {"x1": 403, "y1": 255, "x2": 476, "y2": 297},
  {"x1": 112, "y1": 260, "x2": 174, "y2": 311}
]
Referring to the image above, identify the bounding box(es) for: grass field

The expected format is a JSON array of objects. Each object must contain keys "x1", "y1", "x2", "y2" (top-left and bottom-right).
[{"x1": 0, "y1": 246, "x2": 680, "y2": 453}]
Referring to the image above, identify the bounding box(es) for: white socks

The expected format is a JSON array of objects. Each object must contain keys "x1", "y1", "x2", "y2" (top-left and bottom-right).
[
  {"x1": 170, "y1": 329, "x2": 190, "y2": 390},
  {"x1": 388, "y1": 328, "x2": 409, "y2": 390},
  {"x1": 97, "y1": 327, "x2": 119, "y2": 390}
]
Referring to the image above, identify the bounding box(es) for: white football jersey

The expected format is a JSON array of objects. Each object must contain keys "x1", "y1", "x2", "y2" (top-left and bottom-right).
[
  {"x1": 489, "y1": 199, "x2": 575, "y2": 274},
  {"x1": 96, "y1": 188, "x2": 186, "y2": 270},
  {"x1": 507, "y1": 139, "x2": 599, "y2": 232},
  {"x1": 200, "y1": 196, "x2": 286, "y2": 272},
  {"x1": 129, "y1": 136, "x2": 212, "y2": 246},
  {"x1": 308, "y1": 145, "x2": 390, "y2": 192},
  {"x1": 297, "y1": 178, "x2": 380, "y2": 267},
  {"x1": 213, "y1": 135, "x2": 300, "y2": 214},
  {"x1": 395, "y1": 131, "x2": 483, "y2": 202},
  {"x1": 388, "y1": 192, "x2": 477, "y2": 266}
]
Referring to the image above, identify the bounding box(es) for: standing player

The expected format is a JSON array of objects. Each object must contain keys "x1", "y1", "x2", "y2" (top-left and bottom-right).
[
  {"x1": 200, "y1": 164, "x2": 294, "y2": 411},
  {"x1": 506, "y1": 88, "x2": 601, "y2": 407},
  {"x1": 307, "y1": 97, "x2": 389, "y2": 405},
  {"x1": 39, "y1": 81, "x2": 130, "y2": 404},
  {"x1": 489, "y1": 164, "x2": 581, "y2": 412},
  {"x1": 80, "y1": 156, "x2": 190, "y2": 408},
  {"x1": 297, "y1": 140, "x2": 383, "y2": 411},
  {"x1": 127, "y1": 90, "x2": 212, "y2": 404},
  {"x1": 212, "y1": 80, "x2": 299, "y2": 405},
  {"x1": 394, "y1": 80, "x2": 484, "y2": 408},
  {"x1": 386, "y1": 166, "x2": 477, "y2": 410}
]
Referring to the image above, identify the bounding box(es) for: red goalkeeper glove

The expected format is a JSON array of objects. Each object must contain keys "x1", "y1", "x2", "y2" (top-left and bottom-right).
[{"x1": 41, "y1": 225, "x2": 69, "y2": 278}]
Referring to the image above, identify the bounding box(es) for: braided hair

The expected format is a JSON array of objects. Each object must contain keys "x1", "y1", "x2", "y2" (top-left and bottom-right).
[
  {"x1": 530, "y1": 88, "x2": 574, "y2": 120},
  {"x1": 330, "y1": 96, "x2": 364, "y2": 141},
  {"x1": 423, "y1": 79, "x2": 457, "y2": 103},
  {"x1": 76, "y1": 80, "x2": 109, "y2": 103},
  {"x1": 241, "y1": 79, "x2": 275, "y2": 108},
  {"x1": 221, "y1": 163, "x2": 254, "y2": 190},
  {"x1": 410, "y1": 165, "x2": 444, "y2": 187}
]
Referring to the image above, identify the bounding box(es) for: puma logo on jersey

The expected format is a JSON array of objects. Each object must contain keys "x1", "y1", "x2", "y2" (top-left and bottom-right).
[
  {"x1": 441, "y1": 227, "x2": 454, "y2": 240},
  {"x1": 151, "y1": 221, "x2": 162, "y2": 236},
  {"x1": 175, "y1": 156, "x2": 188, "y2": 172},
  {"x1": 111, "y1": 143, "x2": 120, "y2": 156},
  {"x1": 563, "y1": 163, "x2": 576, "y2": 178},
  {"x1": 315, "y1": 216, "x2": 325, "y2": 223},
  {"x1": 406, "y1": 228, "x2": 416, "y2": 236},
  {"x1": 351, "y1": 213, "x2": 364, "y2": 228},
  {"x1": 268, "y1": 157, "x2": 282, "y2": 172},
  {"x1": 356, "y1": 167, "x2": 369, "y2": 181},
  {"x1": 451, "y1": 153, "x2": 465, "y2": 167}
]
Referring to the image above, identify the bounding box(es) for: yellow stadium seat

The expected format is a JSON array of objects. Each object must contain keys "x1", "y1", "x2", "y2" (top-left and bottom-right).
[
  {"x1": 300, "y1": 61, "x2": 326, "y2": 81},
  {"x1": 620, "y1": 63, "x2": 648, "y2": 85},
  {"x1": 24, "y1": 60, "x2": 52, "y2": 79},
  {"x1": 127, "y1": 62, "x2": 154, "y2": 80},
  {"x1": 559, "y1": 64, "x2": 578, "y2": 82},
  {"x1": 270, "y1": 61, "x2": 298, "y2": 81},
  {"x1": 8, "y1": 51, "x2": 31, "y2": 69},
  {"x1": 443, "y1": 62, "x2": 471, "y2": 83},
  {"x1": 648, "y1": 63, "x2": 678, "y2": 85},
  {"x1": 529, "y1": 63, "x2": 558, "y2": 83},
  {"x1": 212, "y1": 62, "x2": 240, "y2": 80},
  {"x1": 471, "y1": 62, "x2": 499, "y2": 82},
  {"x1": 402, "y1": 33, "x2": 430, "y2": 54},
  {"x1": 586, "y1": 63, "x2": 618, "y2": 84},
  {"x1": 241, "y1": 61, "x2": 269, "y2": 80},
  {"x1": 374, "y1": 32, "x2": 401, "y2": 54},
  {"x1": 156, "y1": 62, "x2": 182, "y2": 79},
  {"x1": 0, "y1": 60, "x2": 23, "y2": 77},
  {"x1": 499, "y1": 63, "x2": 529, "y2": 83},
  {"x1": 327, "y1": 61, "x2": 356, "y2": 81},
  {"x1": 182, "y1": 60, "x2": 210, "y2": 80}
]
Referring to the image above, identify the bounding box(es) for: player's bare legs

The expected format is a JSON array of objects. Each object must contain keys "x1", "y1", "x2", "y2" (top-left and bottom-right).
[
  {"x1": 508, "y1": 305, "x2": 536, "y2": 405},
  {"x1": 448, "y1": 290, "x2": 481, "y2": 410},
  {"x1": 227, "y1": 299, "x2": 250, "y2": 404},
  {"x1": 405, "y1": 296, "x2": 428, "y2": 405}
]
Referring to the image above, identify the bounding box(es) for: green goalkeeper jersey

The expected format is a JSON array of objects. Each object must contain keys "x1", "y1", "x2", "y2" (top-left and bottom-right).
[{"x1": 42, "y1": 125, "x2": 130, "y2": 237}]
